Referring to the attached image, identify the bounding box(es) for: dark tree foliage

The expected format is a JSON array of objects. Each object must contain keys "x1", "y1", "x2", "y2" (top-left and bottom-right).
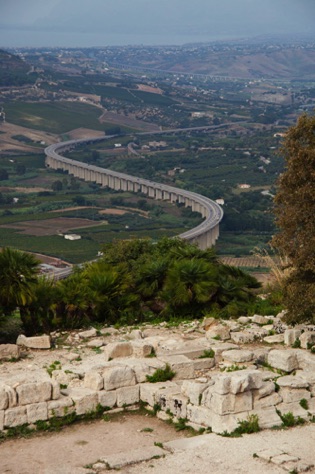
[{"x1": 272, "y1": 114, "x2": 315, "y2": 324}]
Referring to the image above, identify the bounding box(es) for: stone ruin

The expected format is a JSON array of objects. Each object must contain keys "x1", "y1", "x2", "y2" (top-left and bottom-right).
[{"x1": 1, "y1": 314, "x2": 315, "y2": 434}]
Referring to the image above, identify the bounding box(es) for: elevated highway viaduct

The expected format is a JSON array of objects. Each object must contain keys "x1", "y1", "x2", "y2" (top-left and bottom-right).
[{"x1": 45, "y1": 137, "x2": 223, "y2": 250}]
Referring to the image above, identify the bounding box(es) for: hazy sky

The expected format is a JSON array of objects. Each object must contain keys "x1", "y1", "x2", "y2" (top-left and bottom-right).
[{"x1": 0, "y1": 0, "x2": 314, "y2": 47}]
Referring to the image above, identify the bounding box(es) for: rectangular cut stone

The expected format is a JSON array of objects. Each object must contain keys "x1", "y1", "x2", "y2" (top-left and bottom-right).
[
  {"x1": 0, "y1": 344, "x2": 20, "y2": 360},
  {"x1": 84, "y1": 371, "x2": 104, "y2": 391},
  {"x1": 181, "y1": 380, "x2": 212, "y2": 406},
  {"x1": 158, "y1": 355, "x2": 194, "y2": 380},
  {"x1": 52, "y1": 381, "x2": 60, "y2": 400},
  {"x1": 47, "y1": 397, "x2": 75, "y2": 418},
  {"x1": 101, "y1": 446, "x2": 165, "y2": 470},
  {"x1": 192, "y1": 358, "x2": 215, "y2": 371},
  {"x1": 116, "y1": 385, "x2": 140, "y2": 407},
  {"x1": 186, "y1": 404, "x2": 212, "y2": 428},
  {"x1": 16, "y1": 334, "x2": 51, "y2": 349},
  {"x1": 255, "y1": 381, "x2": 276, "y2": 399},
  {"x1": 0, "y1": 410, "x2": 4, "y2": 430},
  {"x1": 104, "y1": 342, "x2": 133, "y2": 361},
  {"x1": 131, "y1": 341, "x2": 154, "y2": 358},
  {"x1": 155, "y1": 386, "x2": 182, "y2": 411},
  {"x1": 103, "y1": 366, "x2": 136, "y2": 391},
  {"x1": 27, "y1": 402, "x2": 48, "y2": 423},
  {"x1": 140, "y1": 381, "x2": 175, "y2": 407},
  {"x1": 122, "y1": 358, "x2": 165, "y2": 384},
  {"x1": 277, "y1": 402, "x2": 309, "y2": 419},
  {"x1": 0, "y1": 387, "x2": 9, "y2": 410},
  {"x1": 278, "y1": 387, "x2": 311, "y2": 404},
  {"x1": 68, "y1": 388, "x2": 98, "y2": 415},
  {"x1": 253, "y1": 392, "x2": 282, "y2": 409},
  {"x1": 210, "y1": 391, "x2": 253, "y2": 415},
  {"x1": 248, "y1": 407, "x2": 282, "y2": 429},
  {"x1": 267, "y1": 350, "x2": 299, "y2": 373},
  {"x1": 98, "y1": 390, "x2": 117, "y2": 409},
  {"x1": 169, "y1": 394, "x2": 189, "y2": 419},
  {"x1": 4, "y1": 407, "x2": 27, "y2": 428},
  {"x1": 16, "y1": 382, "x2": 52, "y2": 406}
]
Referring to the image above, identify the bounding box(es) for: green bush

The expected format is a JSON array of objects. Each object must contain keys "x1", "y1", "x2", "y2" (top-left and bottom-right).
[{"x1": 146, "y1": 364, "x2": 176, "y2": 383}]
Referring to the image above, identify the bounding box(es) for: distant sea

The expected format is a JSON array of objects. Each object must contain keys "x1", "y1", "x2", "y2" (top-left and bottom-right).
[{"x1": 0, "y1": 28, "x2": 238, "y2": 48}]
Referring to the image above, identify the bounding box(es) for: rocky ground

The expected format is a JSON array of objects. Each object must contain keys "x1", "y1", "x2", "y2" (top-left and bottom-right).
[{"x1": 1, "y1": 313, "x2": 315, "y2": 473}]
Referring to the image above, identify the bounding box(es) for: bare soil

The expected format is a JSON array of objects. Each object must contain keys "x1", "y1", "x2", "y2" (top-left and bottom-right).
[{"x1": 0, "y1": 412, "x2": 187, "y2": 474}]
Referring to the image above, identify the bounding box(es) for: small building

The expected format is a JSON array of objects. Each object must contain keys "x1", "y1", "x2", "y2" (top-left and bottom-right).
[
  {"x1": 238, "y1": 184, "x2": 251, "y2": 189},
  {"x1": 64, "y1": 234, "x2": 81, "y2": 241}
]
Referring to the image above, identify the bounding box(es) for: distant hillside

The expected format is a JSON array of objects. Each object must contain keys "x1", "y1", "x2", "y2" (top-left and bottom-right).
[
  {"x1": 0, "y1": 49, "x2": 35, "y2": 87},
  {"x1": 114, "y1": 46, "x2": 315, "y2": 80}
]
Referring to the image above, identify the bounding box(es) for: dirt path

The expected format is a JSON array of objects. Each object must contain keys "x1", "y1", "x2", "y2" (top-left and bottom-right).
[{"x1": 0, "y1": 412, "x2": 186, "y2": 474}]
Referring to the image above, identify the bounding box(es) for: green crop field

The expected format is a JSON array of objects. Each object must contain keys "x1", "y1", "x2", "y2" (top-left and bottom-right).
[{"x1": 4, "y1": 101, "x2": 107, "y2": 134}]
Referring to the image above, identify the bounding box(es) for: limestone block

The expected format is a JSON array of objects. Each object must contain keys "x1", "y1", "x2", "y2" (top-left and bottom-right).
[
  {"x1": 276, "y1": 402, "x2": 309, "y2": 420},
  {"x1": 263, "y1": 334, "x2": 284, "y2": 344},
  {"x1": 47, "y1": 397, "x2": 75, "y2": 418},
  {"x1": 4, "y1": 407, "x2": 27, "y2": 428},
  {"x1": 252, "y1": 315, "x2": 270, "y2": 325},
  {"x1": 186, "y1": 404, "x2": 212, "y2": 428},
  {"x1": 211, "y1": 343, "x2": 239, "y2": 361},
  {"x1": 100, "y1": 327, "x2": 119, "y2": 336},
  {"x1": 247, "y1": 327, "x2": 269, "y2": 338},
  {"x1": 127, "y1": 329, "x2": 143, "y2": 340},
  {"x1": 52, "y1": 381, "x2": 60, "y2": 400},
  {"x1": 209, "y1": 391, "x2": 253, "y2": 415},
  {"x1": 116, "y1": 385, "x2": 140, "y2": 407},
  {"x1": 248, "y1": 407, "x2": 282, "y2": 429},
  {"x1": 296, "y1": 351, "x2": 315, "y2": 372},
  {"x1": 201, "y1": 317, "x2": 216, "y2": 330},
  {"x1": 278, "y1": 387, "x2": 311, "y2": 404},
  {"x1": 0, "y1": 344, "x2": 20, "y2": 360},
  {"x1": 205, "y1": 324, "x2": 230, "y2": 341},
  {"x1": 300, "y1": 331, "x2": 315, "y2": 349},
  {"x1": 252, "y1": 348, "x2": 270, "y2": 365},
  {"x1": 306, "y1": 397, "x2": 315, "y2": 415},
  {"x1": 140, "y1": 381, "x2": 175, "y2": 407},
  {"x1": 222, "y1": 350, "x2": 253, "y2": 363},
  {"x1": 284, "y1": 329, "x2": 302, "y2": 346},
  {"x1": 78, "y1": 328, "x2": 97, "y2": 339},
  {"x1": 230, "y1": 332, "x2": 255, "y2": 344},
  {"x1": 27, "y1": 402, "x2": 48, "y2": 423},
  {"x1": 154, "y1": 385, "x2": 182, "y2": 411},
  {"x1": 16, "y1": 381, "x2": 52, "y2": 406},
  {"x1": 86, "y1": 338, "x2": 105, "y2": 348},
  {"x1": 131, "y1": 341, "x2": 154, "y2": 358},
  {"x1": 103, "y1": 365, "x2": 136, "y2": 391},
  {"x1": 169, "y1": 394, "x2": 189, "y2": 419},
  {"x1": 52, "y1": 369, "x2": 80, "y2": 386},
  {"x1": 253, "y1": 392, "x2": 282, "y2": 409},
  {"x1": 98, "y1": 390, "x2": 117, "y2": 409},
  {"x1": 4, "y1": 385, "x2": 18, "y2": 408},
  {"x1": 181, "y1": 380, "x2": 213, "y2": 406},
  {"x1": 0, "y1": 386, "x2": 9, "y2": 410},
  {"x1": 16, "y1": 334, "x2": 51, "y2": 349},
  {"x1": 267, "y1": 350, "x2": 299, "y2": 373},
  {"x1": 84, "y1": 371, "x2": 104, "y2": 391},
  {"x1": 0, "y1": 411, "x2": 4, "y2": 431},
  {"x1": 211, "y1": 412, "x2": 243, "y2": 434},
  {"x1": 122, "y1": 358, "x2": 165, "y2": 384},
  {"x1": 68, "y1": 388, "x2": 98, "y2": 415},
  {"x1": 212, "y1": 371, "x2": 263, "y2": 395},
  {"x1": 254, "y1": 381, "x2": 276, "y2": 399},
  {"x1": 277, "y1": 375, "x2": 309, "y2": 389},
  {"x1": 104, "y1": 342, "x2": 133, "y2": 361},
  {"x1": 157, "y1": 355, "x2": 194, "y2": 380},
  {"x1": 192, "y1": 357, "x2": 215, "y2": 371},
  {"x1": 238, "y1": 316, "x2": 251, "y2": 324}
]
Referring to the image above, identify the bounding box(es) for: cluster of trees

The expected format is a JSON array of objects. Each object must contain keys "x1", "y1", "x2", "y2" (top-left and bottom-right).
[
  {"x1": 272, "y1": 114, "x2": 315, "y2": 324},
  {"x1": 0, "y1": 239, "x2": 267, "y2": 336}
]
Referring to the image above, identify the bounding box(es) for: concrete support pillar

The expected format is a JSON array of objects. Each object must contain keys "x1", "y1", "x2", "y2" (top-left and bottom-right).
[
  {"x1": 141, "y1": 184, "x2": 148, "y2": 195},
  {"x1": 114, "y1": 177, "x2": 121, "y2": 191},
  {"x1": 170, "y1": 193, "x2": 177, "y2": 203},
  {"x1": 163, "y1": 191, "x2": 170, "y2": 200},
  {"x1": 121, "y1": 179, "x2": 127, "y2": 191},
  {"x1": 148, "y1": 187, "x2": 155, "y2": 198},
  {"x1": 156, "y1": 189, "x2": 163, "y2": 200}
]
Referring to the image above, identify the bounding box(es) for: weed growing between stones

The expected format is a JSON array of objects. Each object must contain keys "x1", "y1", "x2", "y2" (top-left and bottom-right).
[
  {"x1": 276, "y1": 410, "x2": 306, "y2": 428},
  {"x1": 45, "y1": 360, "x2": 61, "y2": 377},
  {"x1": 198, "y1": 349, "x2": 215, "y2": 359},
  {"x1": 299, "y1": 399, "x2": 309, "y2": 410},
  {"x1": 220, "y1": 414, "x2": 260, "y2": 437},
  {"x1": 140, "y1": 427, "x2": 154, "y2": 432},
  {"x1": 146, "y1": 364, "x2": 176, "y2": 383},
  {"x1": 221, "y1": 364, "x2": 247, "y2": 372},
  {"x1": 292, "y1": 338, "x2": 301, "y2": 348}
]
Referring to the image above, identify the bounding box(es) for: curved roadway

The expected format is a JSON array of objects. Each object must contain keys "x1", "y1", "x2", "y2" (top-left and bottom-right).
[{"x1": 45, "y1": 135, "x2": 223, "y2": 246}]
